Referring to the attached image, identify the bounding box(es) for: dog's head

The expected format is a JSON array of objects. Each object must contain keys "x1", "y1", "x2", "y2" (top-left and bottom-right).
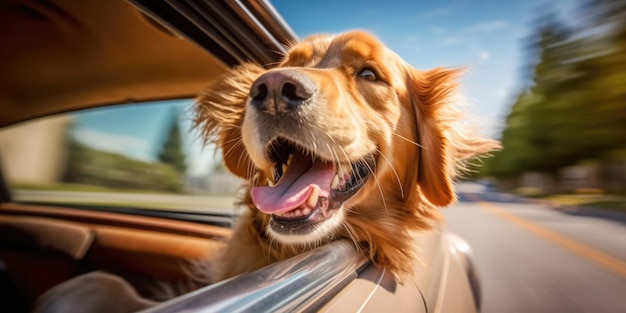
[{"x1": 197, "y1": 31, "x2": 499, "y2": 276}]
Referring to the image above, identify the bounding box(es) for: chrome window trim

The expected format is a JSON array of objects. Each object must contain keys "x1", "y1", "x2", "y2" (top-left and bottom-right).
[
  {"x1": 141, "y1": 240, "x2": 367, "y2": 313},
  {"x1": 233, "y1": 0, "x2": 298, "y2": 45},
  {"x1": 129, "y1": 0, "x2": 298, "y2": 67}
]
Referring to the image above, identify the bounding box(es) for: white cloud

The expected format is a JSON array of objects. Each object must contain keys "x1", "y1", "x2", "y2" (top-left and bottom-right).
[
  {"x1": 465, "y1": 20, "x2": 508, "y2": 33},
  {"x1": 405, "y1": 34, "x2": 419, "y2": 43},
  {"x1": 479, "y1": 51, "x2": 490, "y2": 60},
  {"x1": 417, "y1": 6, "x2": 455, "y2": 20},
  {"x1": 439, "y1": 37, "x2": 465, "y2": 46},
  {"x1": 72, "y1": 128, "x2": 153, "y2": 162},
  {"x1": 430, "y1": 26, "x2": 447, "y2": 34}
]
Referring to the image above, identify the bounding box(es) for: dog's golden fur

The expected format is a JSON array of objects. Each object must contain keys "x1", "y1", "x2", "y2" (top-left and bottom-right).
[{"x1": 195, "y1": 31, "x2": 499, "y2": 282}]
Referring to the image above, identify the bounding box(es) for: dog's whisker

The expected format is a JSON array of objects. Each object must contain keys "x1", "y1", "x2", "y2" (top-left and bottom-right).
[
  {"x1": 375, "y1": 148, "x2": 405, "y2": 200},
  {"x1": 324, "y1": 133, "x2": 341, "y2": 168},
  {"x1": 249, "y1": 171, "x2": 258, "y2": 189},
  {"x1": 333, "y1": 143, "x2": 352, "y2": 179},
  {"x1": 222, "y1": 134, "x2": 244, "y2": 145},
  {"x1": 246, "y1": 160, "x2": 256, "y2": 186},
  {"x1": 267, "y1": 236, "x2": 275, "y2": 264},
  {"x1": 360, "y1": 156, "x2": 389, "y2": 214},
  {"x1": 222, "y1": 137, "x2": 243, "y2": 159},
  {"x1": 218, "y1": 123, "x2": 243, "y2": 129},
  {"x1": 392, "y1": 132, "x2": 424, "y2": 149},
  {"x1": 249, "y1": 160, "x2": 256, "y2": 180},
  {"x1": 232, "y1": 141, "x2": 251, "y2": 175},
  {"x1": 342, "y1": 222, "x2": 362, "y2": 253},
  {"x1": 222, "y1": 139, "x2": 255, "y2": 184},
  {"x1": 325, "y1": 143, "x2": 339, "y2": 169}
]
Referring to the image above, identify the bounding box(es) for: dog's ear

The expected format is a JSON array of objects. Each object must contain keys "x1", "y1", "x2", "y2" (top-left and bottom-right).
[
  {"x1": 406, "y1": 67, "x2": 462, "y2": 207},
  {"x1": 195, "y1": 63, "x2": 265, "y2": 178}
]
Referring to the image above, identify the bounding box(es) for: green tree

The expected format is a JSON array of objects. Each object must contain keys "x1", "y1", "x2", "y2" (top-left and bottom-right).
[
  {"x1": 575, "y1": 0, "x2": 626, "y2": 156},
  {"x1": 64, "y1": 141, "x2": 184, "y2": 192},
  {"x1": 487, "y1": 14, "x2": 575, "y2": 177},
  {"x1": 486, "y1": 1, "x2": 626, "y2": 185},
  {"x1": 486, "y1": 91, "x2": 536, "y2": 178},
  {"x1": 158, "y1": 110, "x2": 187, "y2": 174}
]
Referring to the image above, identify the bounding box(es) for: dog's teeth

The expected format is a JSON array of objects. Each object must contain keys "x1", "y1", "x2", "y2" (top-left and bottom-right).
[
  {"x1": 287, "y1": 154, "x2": 294, "y2": 166},
  {"x1": 282, "y1": 163, "x2": 288, "y2": 175},
  {"x1": 267, "y1": 178, "x2": 274, "y2": 186},
  {"x1": 307, "y1": 187, "x2": 320, "y2": 208},
  {"x1": 331, "y1": 175, "x2": 339, "y2": 189},
  {"x1": 302, "y1": 207, "x2": 311, "y2": 216}
]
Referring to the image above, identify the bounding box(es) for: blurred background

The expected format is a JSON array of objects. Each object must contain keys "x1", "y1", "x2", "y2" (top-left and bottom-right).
[
  {"x1": 0, "y1": 0, "x2": 625, "y2": 312},
  {"x1": 480, "y1": 0, "x2": 626, "y2": 203},
  {"x1": 274, "y1": 0, "x2": 626, "y2": 206},
  {"x1": 1, "y1": 0, "x2": 624, "y2": 203}
]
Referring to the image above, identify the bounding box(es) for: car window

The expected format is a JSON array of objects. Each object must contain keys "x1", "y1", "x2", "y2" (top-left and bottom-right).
[{"x1": 0, "y1": 100, "x2": 242, "y2": 215}]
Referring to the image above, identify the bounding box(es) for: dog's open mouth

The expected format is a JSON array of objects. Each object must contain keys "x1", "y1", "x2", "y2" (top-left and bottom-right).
[{"x1": 250, "y1": 137, "x2": 375, "y2": 235}]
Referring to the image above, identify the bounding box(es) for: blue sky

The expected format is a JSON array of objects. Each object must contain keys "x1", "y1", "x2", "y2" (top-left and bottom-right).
[
  {"x1": 72, "y1": 0, "x2": 581, "y2": 176},
  {"x1": 273, "y1": 0, "x2": 579, "y2": 134}
]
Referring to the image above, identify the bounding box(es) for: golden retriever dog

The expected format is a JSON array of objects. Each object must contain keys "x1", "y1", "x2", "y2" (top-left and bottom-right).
[
  {"x1": 195, "y1": 30, "x2": 499, "y2": 282},
  {"x1": 35, "y1": 31, "x2": 499, "y2": 313}
]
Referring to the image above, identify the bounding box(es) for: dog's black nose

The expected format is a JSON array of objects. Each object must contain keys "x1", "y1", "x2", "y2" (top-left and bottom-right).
[{"x1": 249, "y1": 70, "x2": 316, "y2": 115}]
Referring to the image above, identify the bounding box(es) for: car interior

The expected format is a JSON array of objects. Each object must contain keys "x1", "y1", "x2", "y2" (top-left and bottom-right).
[
  {"x1": 0, "y1": 203, "x2": 230, "y2": 311},
  {"x1": 0, "y1": 0, "x2": 295, "y2": 311}
]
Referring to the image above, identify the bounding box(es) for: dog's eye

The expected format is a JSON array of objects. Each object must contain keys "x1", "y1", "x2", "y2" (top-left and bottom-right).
[{"x1": 358, "y1": 68, "x2": 377, "y2": 81}]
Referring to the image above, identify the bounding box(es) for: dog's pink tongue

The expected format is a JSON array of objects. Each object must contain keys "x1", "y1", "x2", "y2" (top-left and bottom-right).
[{"x1": 251, "y1": 153, "x2": 334, "y2": 214}]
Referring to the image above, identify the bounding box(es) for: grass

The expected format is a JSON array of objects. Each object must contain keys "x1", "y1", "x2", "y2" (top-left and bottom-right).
[
  {"x1": 517, "y1": 186, "x2": 626, "y2": 211},
  {"x1": 10, "y1": 182, "x2": 239, "y2": 213},
  {"x1": 535, "y1": 193, "x2": 626, "y2": 213},
  {"x1": 12, "y1": 182, "x2": 179, "y2": 194},
  {"x1": 14, "y1": 182, "x2": 115, "y2": 192}
]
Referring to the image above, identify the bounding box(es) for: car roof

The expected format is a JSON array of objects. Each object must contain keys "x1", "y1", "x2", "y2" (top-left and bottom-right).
[{"x1": 0, "y1": 0, "x2": 296, "y2": 127}]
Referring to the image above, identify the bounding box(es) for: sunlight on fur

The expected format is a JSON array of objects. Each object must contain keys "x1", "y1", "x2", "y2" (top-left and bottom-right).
[{"x1": 195, "y1": 30, "x2": 500, "y2": 283}]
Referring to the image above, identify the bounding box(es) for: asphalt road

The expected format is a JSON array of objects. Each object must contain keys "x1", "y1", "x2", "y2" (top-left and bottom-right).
[{"x1": 445, "y1": 183, "x2": 626, "y2": 313}]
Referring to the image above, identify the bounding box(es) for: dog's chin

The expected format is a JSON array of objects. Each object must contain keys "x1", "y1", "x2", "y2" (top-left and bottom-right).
[{"x1": 266, "y1": 207, "x2": 345, "y2": 245}]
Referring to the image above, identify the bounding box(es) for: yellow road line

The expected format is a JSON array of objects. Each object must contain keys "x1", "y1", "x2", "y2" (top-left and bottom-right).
[{"x1": 473, "y1": 197, "x2": 626, "y2": 279}]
